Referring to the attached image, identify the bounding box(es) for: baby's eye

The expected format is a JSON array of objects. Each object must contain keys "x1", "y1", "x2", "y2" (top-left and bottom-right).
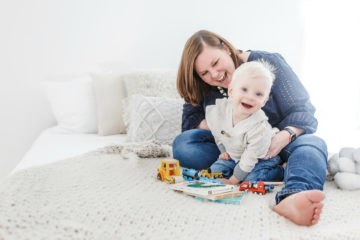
[
  {"x1": 256, "y1": 92, "x2": 263, "y2": 96},
  {"x1": 242, "y1": 88, "x2": 247, "y2": 92}
]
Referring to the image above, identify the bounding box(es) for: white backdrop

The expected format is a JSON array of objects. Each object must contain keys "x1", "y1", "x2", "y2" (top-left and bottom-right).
[
  {"x1": 301, "y1": 0, "x2": 360, "y2": 153},
  {"x1": 0, "y1": 0, "x2": 302, "y2": 180}
]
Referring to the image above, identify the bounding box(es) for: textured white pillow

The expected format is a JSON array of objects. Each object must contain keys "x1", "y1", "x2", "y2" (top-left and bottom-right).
[
  {"x1": 122, "y1": 70, "x2": 180, "y2": 98},
  {"x1": 92, "y1": 73, "x2": 127, "y2": 135},
  {"x1": 43, "y1": 75, "x2": 97, "y2": 133},
  {"x1": 91, "y1": 70, "x2": 179, "y2": 136},
  {"x1": 124, "y1": 95, "x2": 184, "y2": 143}
]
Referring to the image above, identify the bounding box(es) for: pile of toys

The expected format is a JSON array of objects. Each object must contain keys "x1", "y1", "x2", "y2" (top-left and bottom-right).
[{"x1": 157, "y1": 159, "x2": 279, "y2": 196}]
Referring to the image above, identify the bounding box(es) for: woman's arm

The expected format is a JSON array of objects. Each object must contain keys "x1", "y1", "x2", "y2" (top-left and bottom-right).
[
  {"x1": 269, "y1": 53, "x2": 318, "y2": 133},
  {"x1": 181, "y1": 103, "x2": 206, "y2": 131},
  {"x1": 197, "y1": 119, "x2": 210, "y2": 130},
  {"x1": 262, "y1": 53, "x2": 315, "y2": 157},
  {"x1": 264, "y1": 126, "x2": 304, "y2": 159}
]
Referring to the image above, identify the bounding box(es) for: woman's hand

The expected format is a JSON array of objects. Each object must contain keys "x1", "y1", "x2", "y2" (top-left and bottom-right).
[
  {"x1": 197, "y1": 119, "x2": 210, "y2": 130},
  {"x1": 263, "y1": 130, "x2": 290, "y2": 160},
  {"x1": 264, "y1": 127, "x2": 304, "y2": 160}
]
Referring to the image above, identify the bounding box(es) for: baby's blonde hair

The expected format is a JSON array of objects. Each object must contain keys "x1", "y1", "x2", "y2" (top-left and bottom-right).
[{"x1": 230, "y1": 60, "x2": 275, "y2": 95}]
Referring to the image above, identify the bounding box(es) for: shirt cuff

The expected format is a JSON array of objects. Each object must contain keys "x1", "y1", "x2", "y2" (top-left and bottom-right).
[
  {"x1": 218, "y1": 144, "x2": 226, "y2": 153},
  {"x1": 233, "y1": 165, "x2": 250, "y2": 181}
]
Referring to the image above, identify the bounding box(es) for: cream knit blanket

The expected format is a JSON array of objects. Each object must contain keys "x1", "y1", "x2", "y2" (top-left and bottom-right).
[{"x1": 0, "y1": 149, "x2": 359, "y2": 240}]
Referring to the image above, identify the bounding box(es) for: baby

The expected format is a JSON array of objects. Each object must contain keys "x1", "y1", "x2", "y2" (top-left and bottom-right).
[{"x1": 206, "y1": 60, "x2": 281, "y2": 185}]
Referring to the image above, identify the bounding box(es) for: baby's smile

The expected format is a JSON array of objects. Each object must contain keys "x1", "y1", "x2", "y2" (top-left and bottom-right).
[{"x1": 241, "y1": 102, "x2": 253, "y2": 109}]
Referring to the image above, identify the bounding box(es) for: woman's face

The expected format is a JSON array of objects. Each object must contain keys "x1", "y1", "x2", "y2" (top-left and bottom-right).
[{"x1": 194, "y1": 44, "x2": 236, "y2": 88}]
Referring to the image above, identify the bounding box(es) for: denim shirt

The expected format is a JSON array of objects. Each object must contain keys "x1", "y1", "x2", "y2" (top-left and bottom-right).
[{"x1": 181, "y1": 50, "x2": 318, "y2": 133}]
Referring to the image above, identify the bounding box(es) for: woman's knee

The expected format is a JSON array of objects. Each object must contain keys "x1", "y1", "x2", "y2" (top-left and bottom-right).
[
  {"x1": 291, "y1": 135, "x2": 328, "y2": 159},
  {"x1": 173, "y1": 129, "x2": 209, "y2": 153},
  {"x1": 172, "y1": 129, "x2": 219, "y2": 170}
]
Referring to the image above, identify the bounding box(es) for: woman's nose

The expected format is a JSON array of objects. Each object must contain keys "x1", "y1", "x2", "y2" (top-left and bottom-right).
[{"x1": 209, "y1": 69, "x2": 218, "y2": 79}]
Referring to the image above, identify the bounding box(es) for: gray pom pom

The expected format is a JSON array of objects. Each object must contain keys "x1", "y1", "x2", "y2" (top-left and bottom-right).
[
  {"x1": 327, "y1": 153, "x2": 339, "y2": 175},
  {"x1": 352, "y1": 148, "x2": 360, "y2": 163},
  {"x1": 334, "y1": 172, "x2": 360, "y2": 190},
  {"x1": 338, "y1": 157, "x2": 356, "y2": 173},
  {"x1": 339, "y1": 147, "x2": 356, "y2": 158},
  {"x1": 356, "y1": 163, "x2": 360, "y2": 174}
]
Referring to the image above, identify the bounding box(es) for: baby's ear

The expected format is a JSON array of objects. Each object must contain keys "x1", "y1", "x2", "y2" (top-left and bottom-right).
[{"x1": 262, "y1": 95, "x2": 269, "y2": 107}]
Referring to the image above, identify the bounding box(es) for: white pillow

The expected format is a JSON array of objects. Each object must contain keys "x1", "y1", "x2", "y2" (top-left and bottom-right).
[
  {"x1": 43, "y1": 75, "x2": 97, "y2": 133},
  {"x1": 91, "y1": 70, "x2": 179, "y2": 136},
  {"x1": 122, "y1": 70, "x2": 180, "y2": 98},
  {"x1": 124, "y1": 95, "x2": 184, "y2": 144},
  {"x1": 92, "y1": 73, "x2": 127, "y2": 135}
]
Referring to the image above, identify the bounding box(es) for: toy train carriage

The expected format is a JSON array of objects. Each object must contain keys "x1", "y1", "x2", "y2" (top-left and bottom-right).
[
  {"x1": 182, "y1": 168, "x2": 200, "y2": 181},
  {"x1": 182, "y1": 168, "x2": 223, "y2": 181}
]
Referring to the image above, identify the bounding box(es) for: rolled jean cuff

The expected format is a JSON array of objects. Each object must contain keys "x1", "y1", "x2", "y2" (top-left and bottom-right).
[{"x1": 275, "y1": 188, "x2": 304, "y2": 204}]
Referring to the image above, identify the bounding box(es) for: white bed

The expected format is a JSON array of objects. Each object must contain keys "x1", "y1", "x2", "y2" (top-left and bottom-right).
[
  {"x1": 2, "y1": 126, "x2": 359, "y2": 240},
  {"x1": 12, "y1": 126, "x2": 127, "y2": 173},
  {"x1": 1, "y1": 71, "x2": 359, "y2": 240}
]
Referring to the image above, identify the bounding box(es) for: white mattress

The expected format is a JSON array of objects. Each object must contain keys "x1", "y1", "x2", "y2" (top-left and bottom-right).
[{"x1": 12, "y1": 126, "x2": 127, "y2": 173}]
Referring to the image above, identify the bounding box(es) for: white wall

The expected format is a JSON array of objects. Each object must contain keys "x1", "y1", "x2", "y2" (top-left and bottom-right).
[
  {"x1": 0, "y1": 0, "x2": 302, "y2": 180},
  {"x1": 301, "y1": 0, "x2": 360, "y2": 153}
]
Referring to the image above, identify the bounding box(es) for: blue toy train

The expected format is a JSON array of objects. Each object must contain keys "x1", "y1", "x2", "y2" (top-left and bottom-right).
[{"x1": 182, "y1": 168, "x2": 224, "y2": 183}]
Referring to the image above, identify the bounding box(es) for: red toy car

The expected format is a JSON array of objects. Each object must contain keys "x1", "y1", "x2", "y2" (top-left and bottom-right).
[{"x1": 239, "y1": 181, "x2": 274, "y2": 195}]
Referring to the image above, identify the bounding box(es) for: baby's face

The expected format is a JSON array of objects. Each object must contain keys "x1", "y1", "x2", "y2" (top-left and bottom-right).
[{"x1": 229, "y1": 73, "x2": 270, "y2": 116}]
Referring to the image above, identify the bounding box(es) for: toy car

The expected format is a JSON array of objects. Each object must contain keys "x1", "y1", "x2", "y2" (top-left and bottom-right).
[
  {"x1": 182, "y1": 168, "x2": 223, "y2": 182},
  {"x1": 239, "y1": 181, "x2": 274, "y2": 195},
  {"x1": 157, "y1": 159, "x2": 183, "y2": 184}
]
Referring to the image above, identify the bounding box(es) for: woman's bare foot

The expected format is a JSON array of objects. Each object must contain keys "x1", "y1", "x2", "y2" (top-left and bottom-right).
[{"x1": 273, "y1": 190, "x2": 325, "y2": 226}]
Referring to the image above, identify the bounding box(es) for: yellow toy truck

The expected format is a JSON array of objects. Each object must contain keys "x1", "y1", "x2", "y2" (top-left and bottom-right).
[
  {"x1": 200, "y1": 169, "x2": 223, "y2": 179},
  {"x1": 157, "y1": 159, "x2": 184, "y2": 184}
]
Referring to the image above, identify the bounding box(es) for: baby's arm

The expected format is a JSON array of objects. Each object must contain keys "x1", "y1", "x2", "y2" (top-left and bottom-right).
[
  {"x1": 219, "y1": 175, "x2": 241, "y2": 185},
  {"x1": 233, "y1": 123, "x2": 273, "y2": 181},
  {"x1": 217, "y1": 143, "x2": 231, "y2": 160}
]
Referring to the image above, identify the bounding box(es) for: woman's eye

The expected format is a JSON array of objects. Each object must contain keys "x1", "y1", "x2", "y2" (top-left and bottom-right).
[
  {"x1": 242, "y1": 88, "x2": 247, "y2": 92},
  {"x1": 202, "y1": 71, "x2": 208, "y2": 76},
  {"x1": 213, "y1": 59, "x2": 219, "y2": 66}
]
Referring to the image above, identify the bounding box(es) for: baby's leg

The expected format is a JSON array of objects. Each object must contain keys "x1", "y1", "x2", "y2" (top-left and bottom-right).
[
  {"x1": 243, "y1": 156, "x2": 284, "y2": 182},
  {"x1": 273, "y1": 190, "x2": 325, "y2": 226},
  {"x1": 209, "y1": 159, "x2": 236, "y2": 179}
]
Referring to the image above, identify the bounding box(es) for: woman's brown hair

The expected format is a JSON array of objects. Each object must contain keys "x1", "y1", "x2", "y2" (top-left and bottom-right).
[{"x1": 177, "y1": 30, "x2": 243, "y2": 105}]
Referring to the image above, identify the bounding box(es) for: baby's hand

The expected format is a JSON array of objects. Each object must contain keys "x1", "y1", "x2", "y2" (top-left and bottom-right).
[
  {"x1": 218, "y1": 176, "x2": 240, "y2": 185},
  {"x1": 219, "y1": 152, "x2": 230, "y2": 160}
]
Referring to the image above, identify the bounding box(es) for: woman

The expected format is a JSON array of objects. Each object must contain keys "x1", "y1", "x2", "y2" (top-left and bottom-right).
[{"x1": 173, "y1": 30, "x2": 328, "y2": 226}]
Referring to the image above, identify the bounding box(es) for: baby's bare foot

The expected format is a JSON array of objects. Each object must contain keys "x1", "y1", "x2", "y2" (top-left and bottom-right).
[{"x1": 273, "y1": 190, "x2": 325, "y2": 226}]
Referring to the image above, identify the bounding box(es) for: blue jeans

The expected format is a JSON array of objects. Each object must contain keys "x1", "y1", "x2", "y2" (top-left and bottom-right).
[
  {"x1": 173, "y1": 129, "x2": 328, "y2": 204},
  {"x1": 210, "y1": 156, "x2": 284, "y2": 182}
]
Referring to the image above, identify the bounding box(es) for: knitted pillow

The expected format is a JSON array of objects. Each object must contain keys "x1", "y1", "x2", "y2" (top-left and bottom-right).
[
  {"x1": 123, "y1": 70, "x2": 180, "y2": 99},
  {"x1": 124, "y1": 95, "x2": 183, "y2": 144},
  {"x1": 91, "y1": 70, "x2": 179, "y2": 136}
]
